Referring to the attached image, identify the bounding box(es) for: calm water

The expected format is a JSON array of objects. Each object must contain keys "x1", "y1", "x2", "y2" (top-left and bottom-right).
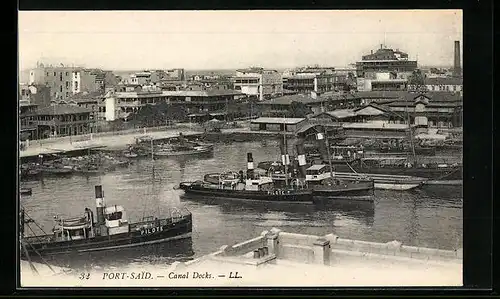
[{"x1": 20, "y1": 141, "x2": 463, "y2": 270}]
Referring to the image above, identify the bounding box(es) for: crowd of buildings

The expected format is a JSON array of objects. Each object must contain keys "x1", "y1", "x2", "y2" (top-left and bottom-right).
[{"x1": 19, "y1": 41, "x2": 463, "y2": 141}]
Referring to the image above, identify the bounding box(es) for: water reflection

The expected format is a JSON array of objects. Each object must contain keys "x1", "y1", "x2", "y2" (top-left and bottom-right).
[
  {"x1": 20, "y1": 141, "x2": 463, "y2": 270},
  {"x1": 26, "y1": 238, "x2": 195, "y2": 271}
]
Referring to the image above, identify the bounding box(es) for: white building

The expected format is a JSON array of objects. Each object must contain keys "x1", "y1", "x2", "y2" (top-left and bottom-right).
[{"x1": 233, "y1": 67, "x2": 283, "y2": 101}]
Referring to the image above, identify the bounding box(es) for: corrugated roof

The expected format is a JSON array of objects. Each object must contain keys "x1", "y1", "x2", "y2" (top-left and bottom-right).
[
  {"x1": 326, "y1": 109, "x2": 356, "y2": 119},
  {"x1": 36, "y1": 105, "x2": 93, "y2": 115},
  {"x1": 257, "y1": 94, "x2": 323, "y2": 105},
  {"x1": 251, "y1": 117, "x2": 306, "y2": 124}
]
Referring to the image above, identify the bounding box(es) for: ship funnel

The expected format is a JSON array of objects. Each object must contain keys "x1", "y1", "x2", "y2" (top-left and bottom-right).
[
  {"x1": 279, "y1": 137, "x2": 290, "y2": 166},
  {"x1": 94, "y1": 185, "x2": 105, "y2": 225},
  {"x1": 246, "y1": 153, "x2": 254, "y2": 179},
  {"x1": 315, "y1": 132, "x2": 329, "y2": 162},
  {"x1": 295, "y1": 140, "x2": 308, "y2": 179}
]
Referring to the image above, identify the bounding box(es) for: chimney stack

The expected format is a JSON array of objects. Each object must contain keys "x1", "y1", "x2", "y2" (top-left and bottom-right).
[
  {"x1": 246, "y1": 153, "x2": 254, "y2": 180},
  {"x1": 453, "y1": 41, "x2": 462, "y2": 78}
]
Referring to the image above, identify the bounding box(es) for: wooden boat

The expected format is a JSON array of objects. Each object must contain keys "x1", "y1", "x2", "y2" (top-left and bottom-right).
[
  {"x1": 329, "y1": 157, "x2": 462, "y2": 185},
  {"x1": 20, "y1": 185, "x2": 192, "y2": 256},
  {"x1": 37, "y1": 164, "x2": 74, "y2": 175},
  {"x1": 20, "y1": 187, "x2": 32, "y2": 196},
  {"x1": 154, "y1": 144, "x2": 214, "y2": 157},
  {"x1": 123, "y1": 152, "x2": 139, "y2": 158},
  {"x1": 331, "y1": 172, "x2": 427, "y2": 191}
]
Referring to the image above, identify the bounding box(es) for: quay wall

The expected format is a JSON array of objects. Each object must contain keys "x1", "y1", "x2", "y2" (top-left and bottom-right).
[{"x1": 171, "y1": 228, "x2": 462, "y2": 271}]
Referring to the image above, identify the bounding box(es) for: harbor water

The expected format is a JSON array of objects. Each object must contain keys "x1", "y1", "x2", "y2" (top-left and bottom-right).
[{"x1": 20, "y1": 141, "x2": 463, "y2": 271}]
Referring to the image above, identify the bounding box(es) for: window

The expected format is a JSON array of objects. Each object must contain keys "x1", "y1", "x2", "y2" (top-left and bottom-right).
[
  {"x1": 54, "y1": 72, "x2": 56, "y2": 76},
  {"x1": 60, "y1": 86, "x2": 63, "y2": 92},
  {"x1": 66, "y1": 72, "x2": 68, "y2": 76},
  {"x1": 107, "y1": 211, "x2": 122, "y2": 221}
]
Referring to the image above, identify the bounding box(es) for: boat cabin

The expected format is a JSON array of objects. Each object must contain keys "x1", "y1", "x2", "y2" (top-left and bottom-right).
[
  {"x1": 104, "y1": 205, "x2": 129, "y2": 235},
  {"x1": 245, "y1": 176, "x2": 274, "y2": 191},
  {"x1": 305, "y1": 164, "x2": 333, "y2": 183}
]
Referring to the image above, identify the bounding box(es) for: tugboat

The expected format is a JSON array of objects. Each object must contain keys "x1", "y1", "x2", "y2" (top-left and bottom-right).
[
  {"x1": 20, "y1": 141, "x2": 192, "y2": 257},
  {"x1": 178, "y1": 153, "x2": 313, "y2": 204},
  {"x1": 20, "y1": 185, "x2": 192, "y2": 256}
]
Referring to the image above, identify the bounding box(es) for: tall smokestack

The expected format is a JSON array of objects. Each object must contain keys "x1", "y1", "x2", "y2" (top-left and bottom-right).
[
  {"x1": 279, "y1": 137, "x2": 290, "y2": 166},
  {"x1": 315, "y1": 132, "x2": 329, "y2": 162},
  {"x1": 246, "y1": 153, "x2": 254, "y2": 180},
  {"x1": 453, "y1": 41, "x2": 462, "y2": 77},
  {"x1": 94, "y1": 185, "x2": 105, "y2": 225},
  {"x1": 295, "y1": 140, "x2": 308, "y2": 179}
]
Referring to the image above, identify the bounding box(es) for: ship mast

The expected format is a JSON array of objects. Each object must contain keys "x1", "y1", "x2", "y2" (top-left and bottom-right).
[
  {"x1": 323, "y1": 127, "x2": 335, "y2": 180},
  {"x1": 283, "y1": 121, "x2": 289, "y2": 187},
  {"x1": 405, "y1": 97, "x2": 417, "y2": 165}
]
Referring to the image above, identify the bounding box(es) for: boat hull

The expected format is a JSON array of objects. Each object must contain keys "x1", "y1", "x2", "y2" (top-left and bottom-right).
[
  {"x1": 332, "y1": 172, "x2": 426, "y2": 191},
  {"x1": 179, "y1": 183, "x2": 313, "y2": 203},
  {"x1": 332, "y1": 164, "x2": 462, "y2": 182},
  {"x1": 22, "y1": 216, "x2": 192, "y2": 256}
]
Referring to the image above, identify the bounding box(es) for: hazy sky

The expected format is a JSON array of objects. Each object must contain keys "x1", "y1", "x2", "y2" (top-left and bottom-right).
[{"x1": 18, "y1": 10, "x2": 462, "y2": 71}]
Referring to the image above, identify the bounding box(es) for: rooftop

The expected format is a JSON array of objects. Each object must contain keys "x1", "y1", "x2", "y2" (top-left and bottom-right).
[
  {"x1": 306, "y1": 164, "x2": 328, "y2": 171},
  {"x1": 251, "y1": 117, "x2": 306, "y2": 125},
  {"x1": 258, "y1": 94, "x2": 323, "y2": 106},
  {"x1": 67, "y1": 91, "x2": 105, "y2": 102},
  {"x1": 36, "y1": 105, "x2": 93, "y2": 115}
]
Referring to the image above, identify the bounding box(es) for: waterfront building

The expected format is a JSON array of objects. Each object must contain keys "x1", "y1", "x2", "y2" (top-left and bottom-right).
[
  {"x1": 383, "y1": 93, "x2": 463, "y2": 128},
  {"x1": 256, "y1": 94, "x2": 327, "y2": 117},
  {"x1": 104, "y1": 89, "x2": 243, "y2": 122},
  {"x1": 233, "y1": 67, "x2": 283, "y2": 101},
  {"x1": 35, "y1": 105, "x2": 95, "y2": 138},
  {"x1": 250, "y1": 117, "x2": 306, "y2": 132},
  {"x1": 19, "y1": 101, "x2": 39, "y2": 140}
]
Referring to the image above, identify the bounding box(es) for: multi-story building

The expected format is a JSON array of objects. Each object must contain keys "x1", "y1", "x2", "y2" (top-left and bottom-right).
[
  {"x1": 356, "y1": 71, "x2": 409, "y2": 92},
  {"x1": 18, "y1": 84, "x2": 52, "y2": 109},
  {"x1": 104, "y1": 89, "x2": 243, "y2": 123},
  {"x1": 355, "y1": 45, "x2": 418, "y2": 77},
  {"x1": 29, "y1": 63, "x2": 113, "y2": 100},
  {"x1": 35, "y1": 105, "x2": 95, "y2": 138},
  {"x1": 283, "y1": 72, "x2": 335, "y2": 95},
  {"x1": 164, "y1": 69, "x2": 185, "y2": 81},
  {"x1": 355, "y1": 45, "x2": 417, "y2": 92},
  {"x1": 233, "y1": 67, "x2": 283, "y2": 101},
  {"x1": 19, "y1": 101, "x2": 39, "y2": 140}
]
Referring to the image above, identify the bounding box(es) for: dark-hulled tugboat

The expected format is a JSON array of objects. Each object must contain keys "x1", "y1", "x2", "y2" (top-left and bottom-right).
[
  {"x1": 178, "y1": 153, "x2": 313, "y2": 203},
  {"x1": 20, "y1": 185, "x2": 192, "y2": 256}
]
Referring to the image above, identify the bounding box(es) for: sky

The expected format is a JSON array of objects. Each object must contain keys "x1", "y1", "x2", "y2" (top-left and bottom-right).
[{"x1": 18, "y1": 10, "x2": 463, "y2": 71}]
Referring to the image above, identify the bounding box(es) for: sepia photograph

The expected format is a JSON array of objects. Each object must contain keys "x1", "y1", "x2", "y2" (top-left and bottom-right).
[{"x1": 18, "y1": 10, "x2": 463, "y2": 287}]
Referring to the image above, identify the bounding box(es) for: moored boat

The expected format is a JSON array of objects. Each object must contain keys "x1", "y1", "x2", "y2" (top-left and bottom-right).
[
  {"x1": 20, "y1": 185, "x2": 193, "y2": 256},
  {"x1": 331, "y1": 172, "x2": 427, "y2": 191},
  {"x1": 178, "y1": 153, "x2": 313, "y2": 204},
  {"x1": 20, "y1": 187, "x2": 32, "y2": 196}
]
